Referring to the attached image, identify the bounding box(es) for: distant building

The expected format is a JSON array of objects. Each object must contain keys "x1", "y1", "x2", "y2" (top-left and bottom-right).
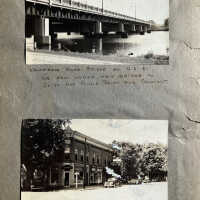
[{"x1": 46, "y1": 126, "x2": 113, "y2": 188}]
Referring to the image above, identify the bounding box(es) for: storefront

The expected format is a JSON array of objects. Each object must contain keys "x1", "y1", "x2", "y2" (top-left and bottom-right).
[{"x1": 90, "y1": 166, "x2": 103, "y2": 184}]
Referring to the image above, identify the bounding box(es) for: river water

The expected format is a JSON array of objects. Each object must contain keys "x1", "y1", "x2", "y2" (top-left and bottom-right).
[{"x1": 57, "y1": 31, "x2": 169, "y2": 57}]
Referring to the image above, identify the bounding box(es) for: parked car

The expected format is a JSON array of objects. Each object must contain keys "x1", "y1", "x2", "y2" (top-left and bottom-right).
[
  {"x1": 143, "y1": 177, "x2": 150, "y2": 183},
  {"x1": 104, "y1": 178, "x2": 120, "y2": 188},
  {"x1": 128, "y1": 178, "x2": 142, "y2": 185},
  {"x1": 120, "y1": 178, "x2": 128, "y2": 184}
]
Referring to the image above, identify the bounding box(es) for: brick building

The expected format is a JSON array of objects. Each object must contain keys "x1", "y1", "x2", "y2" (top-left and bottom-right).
[{"x1": 47, "y1": 126, "x2": 113, "y2": 188}]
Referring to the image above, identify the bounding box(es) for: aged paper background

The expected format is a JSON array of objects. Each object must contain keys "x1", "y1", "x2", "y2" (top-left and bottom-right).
[{"x1": 0, "y1": 0, "x2": 200, "y2": 200}]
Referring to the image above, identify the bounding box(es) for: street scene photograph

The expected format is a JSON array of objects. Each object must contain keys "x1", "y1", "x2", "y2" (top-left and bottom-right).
[
  {"x1": 25, "y1": 0, "x2": 169, "y2": 65},
  {"x1": 21, "y1": 119, "x2": 168, "y2": 200}
]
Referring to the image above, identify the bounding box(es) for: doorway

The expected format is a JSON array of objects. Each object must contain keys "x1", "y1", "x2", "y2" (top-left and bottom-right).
[{"x1": 64, "y1": 172, "x2": 69, "y2": 186}]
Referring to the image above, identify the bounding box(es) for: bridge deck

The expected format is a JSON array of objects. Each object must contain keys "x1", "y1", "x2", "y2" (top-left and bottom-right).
[{"x1": 26, "y1": 0, "x2": 151, "y2": 25}]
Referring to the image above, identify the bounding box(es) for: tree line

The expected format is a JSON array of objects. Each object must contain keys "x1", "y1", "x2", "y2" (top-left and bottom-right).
[{"x1": 111, "y1": 141, "x2": 167, "y2": 182}]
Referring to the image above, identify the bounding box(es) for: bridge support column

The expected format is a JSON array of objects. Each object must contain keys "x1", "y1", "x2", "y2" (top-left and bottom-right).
[
  {"x1": 95, "y1": 21, "x2": 103, "y2": 37},
  {"x1": 118, "y1": 23, "x2": 125, "y2": 33},
  {"x1": 131, "y1": 24, "x2": 136, "y2": 32},
  {"x1": 144, "y1": 26, "x2": 148, "y2": 33},
  {"x1": 34, "y1": 17, "x2": 51, "y2": 49},
  {"x1": 92, "y1": 38, "x2": 103, "y2": 53},
  {"x1": 147, "y1": 25, "x2": 151, "y2": 33},
  {"x1": 117, "y1": 23, "x2": 128, "y2": 38},
  {"x1": 96, "y1": 38, "x2": 103, "y2": 53},
  {"x1": 140, "y1": 25, "x2": 145, "y2": 35}
]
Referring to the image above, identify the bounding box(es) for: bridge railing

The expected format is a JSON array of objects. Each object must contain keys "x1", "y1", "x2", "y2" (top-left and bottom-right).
[{"x1": 27, "y1": 0, "x2": 150, "y2": 25}]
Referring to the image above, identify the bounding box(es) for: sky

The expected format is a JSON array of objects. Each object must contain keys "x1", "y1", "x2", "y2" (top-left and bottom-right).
[
  {"x1": 69, "y1": 119, "x2": 168, "y2": 145},
  {"x1": 76, "y1": 0, "x2": 169, "y2": 24}
]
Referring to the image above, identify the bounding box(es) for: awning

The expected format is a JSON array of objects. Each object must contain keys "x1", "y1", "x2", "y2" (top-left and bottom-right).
[
  {"x1": 105, "y1": 167, "x2": 121, "y2": 178},
  {"x1": 62, "y1": 165, "x2": 73, "y2": 170}
]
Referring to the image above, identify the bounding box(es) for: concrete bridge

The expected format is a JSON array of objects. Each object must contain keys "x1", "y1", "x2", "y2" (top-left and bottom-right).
[{"x1": 25, "y1": 0, "x2": 152, "y2": 48}]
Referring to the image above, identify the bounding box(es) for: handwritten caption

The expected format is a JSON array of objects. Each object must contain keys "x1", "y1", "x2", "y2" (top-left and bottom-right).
[{"x1": 28, "y1": 65, "x2": 168, "y2": 88}]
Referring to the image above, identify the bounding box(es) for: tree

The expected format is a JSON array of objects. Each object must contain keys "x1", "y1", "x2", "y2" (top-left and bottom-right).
[
  {"x1": 112, "y1": 141, "x2": 144, "y2": 180},
  {"x1": 111, "y1": 141, "x2": 167, "y2": 182},
  {"x1": 141, "y1": 143, "x2": 167, "y2": 181},
  {"x1": 21, "y1": 119, "x2": 71, "y2": 190}
]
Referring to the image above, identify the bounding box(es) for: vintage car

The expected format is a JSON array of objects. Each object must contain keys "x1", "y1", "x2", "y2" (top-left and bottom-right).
[
  {"x1": 104, "y1": 177, "x2": 120, "y2": 188},
  {"x1": 128, "y1": 178, "x2": 139, "y2": 185},
  {"x1": 143, "y1": 177, "x2": 150, "y2": 183}
]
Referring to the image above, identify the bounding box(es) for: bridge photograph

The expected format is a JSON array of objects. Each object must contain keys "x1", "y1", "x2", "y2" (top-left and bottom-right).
[{"x1": 25, "y1": 0, "x2": 169, "y2": 65}]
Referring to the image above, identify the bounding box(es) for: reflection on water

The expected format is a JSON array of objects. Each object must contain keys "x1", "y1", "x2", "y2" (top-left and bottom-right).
[{"x1": 57, "y1": 31, "x2": 169, "y2": 57}]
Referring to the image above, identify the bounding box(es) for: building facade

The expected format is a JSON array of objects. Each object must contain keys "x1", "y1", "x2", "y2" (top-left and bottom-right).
[{"x1": 47, "y1": 127, "x2": 113, "y2": 188}]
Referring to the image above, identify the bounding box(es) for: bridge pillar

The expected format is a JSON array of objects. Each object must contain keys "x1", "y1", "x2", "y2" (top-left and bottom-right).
[
  {"x1": 118, "y1": 23, "x2": 125, "y2": 33},
  {"x1": 117, "y1": 23, "x2": 128, "y2": 38},
  {"x1": 92, "y1": 38, "x2": 103, "y2": 53},
  {"x1": 147, "y1": 25, "x2": 151, "y2": 33},
  {"x1": 140, "y1": 25, "x2": 145, "y2": 35},
  {"x1": 34, "y1": 17, "x2": 51, "y2": 49},
  {"x1": 95, "y1": 21, "x2": 103, "y2": 36},
  {"x1": 131, "y1": 24, "x2": 136, "y2": 32},
  {"x1": 96, "y1": 38, "x2": 103, "y2": 53}
]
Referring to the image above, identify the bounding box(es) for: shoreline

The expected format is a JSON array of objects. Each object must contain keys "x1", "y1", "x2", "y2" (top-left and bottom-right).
[{"x1": 26, "y1": 49, "x2": 169, "y2": 65}]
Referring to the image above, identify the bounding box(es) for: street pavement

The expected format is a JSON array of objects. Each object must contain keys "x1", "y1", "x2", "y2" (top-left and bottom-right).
[{"x1": 21, "y1": 182, "x2": 167, "y2": 200}]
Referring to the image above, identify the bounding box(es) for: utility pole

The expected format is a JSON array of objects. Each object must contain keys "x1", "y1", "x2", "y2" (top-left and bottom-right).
[
  {"x1": 102, "y1": 0, "x2": 104, "y2": 14},
  {"x1": 83, "y1": 137, "x2": 87, "y2": 189},
  {"x1": 75, "y1": 172, "x2": 79, "y2": 189},
  {"x1": 135, "y1": 0, "x2": 136, "y2": 19}
]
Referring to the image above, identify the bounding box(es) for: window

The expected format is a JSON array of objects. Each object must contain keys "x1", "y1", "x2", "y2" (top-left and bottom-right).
[
  {"x1": 64, "y1": 139, "x2": 71, "y2": 144},
  {"x1": 104, "y1": 157, "x2": 107, "y2": 166},
  {"x1": 80, "y1": 150, "x2": 84, "y2": 162},
  {"x1": 97, "y1": 155, "x2": 100, "y2": 164},
  {"x1": 65, "y1": 153, "x2": 70, "y2": 161},
  {"x1": 92, "y1": 153, "x2": 96, "y2": 164},
  {"x1": 86, "y1": 153, "x2": 89, "y2": 162},
  {"x1": 80, "y1": 171, "x2": 83, "y2": 178},
  {"x1": 75, "y1": 149, "x2": 78, "y2": 162}
]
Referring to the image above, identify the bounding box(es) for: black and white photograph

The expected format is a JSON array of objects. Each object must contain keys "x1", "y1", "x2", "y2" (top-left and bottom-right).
[
  {"x1": 25, "y1": 0, "x2": 169, "y2": 65},
  {"x1": 21, "y1": 119, "x2": 168, "y2": 200}
]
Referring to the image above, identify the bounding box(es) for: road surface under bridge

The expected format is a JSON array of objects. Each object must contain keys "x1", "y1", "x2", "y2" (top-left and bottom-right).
[{"x1": 25, "y1": 0, "x2": 152, "y2": 48}]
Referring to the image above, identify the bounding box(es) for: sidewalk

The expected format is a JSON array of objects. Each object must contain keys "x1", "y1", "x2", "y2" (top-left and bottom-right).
[{"x1": 64, "y1": 184, "x2": 105, "y2": 191}]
